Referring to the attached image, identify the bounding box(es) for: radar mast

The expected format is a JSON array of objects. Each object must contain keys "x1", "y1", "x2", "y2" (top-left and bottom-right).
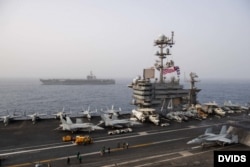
[{"x1": 154, "y1": 32, "x2": 175, "y2": 83}]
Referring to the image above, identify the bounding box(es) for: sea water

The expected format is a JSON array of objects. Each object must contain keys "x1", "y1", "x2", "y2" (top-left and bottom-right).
[
  {"x1": 195, "y1": 79, "x2": 250, "y2": 106},
  {"x1": 0, "y1": 78, "x2": 249, "y2": 116}
]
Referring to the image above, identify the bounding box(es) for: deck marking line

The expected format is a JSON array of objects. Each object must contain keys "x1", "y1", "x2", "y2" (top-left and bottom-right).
[
  {"x1": 191, "y1": 146, "x2": 202, "y2": 149},
  {"x1": 2, "y1": 123, "x2": 224, "y2": 156},
  {"x1": 179, "y1": 151, "x2": 193, "y2": 156},
  {"x1": 7, "y1": 162, "x2": 31, "y2": 167},
  {"x1": 134, "y1": 145, "x2": 239, "y2": 167},
  {"x1": 0, "y1": 144, "x2": 74, "y2": 156},
  {"x1": 8, "y1": 136, "x2": 187, "y2": 167},
  {"x1": 138, "y1": 132, "x2": 148, "y2": 135}
]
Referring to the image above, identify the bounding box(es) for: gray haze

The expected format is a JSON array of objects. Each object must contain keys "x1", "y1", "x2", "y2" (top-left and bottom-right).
[{"x1": 0, "y1": 0, "x2": 250, "y2": 80}]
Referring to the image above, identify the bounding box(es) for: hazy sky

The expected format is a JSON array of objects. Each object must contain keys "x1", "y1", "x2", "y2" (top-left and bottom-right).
[{"x1": 1, "y1": 0, "x2": 249, "y2": 80}]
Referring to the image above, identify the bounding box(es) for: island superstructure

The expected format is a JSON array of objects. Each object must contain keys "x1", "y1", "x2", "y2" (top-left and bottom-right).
[
  {"x1": 128, "y1": 32, "x2": 200, "y2": 117},
  {"x1": 40, "y1": 71, "x2": 115, "y2": 85}
]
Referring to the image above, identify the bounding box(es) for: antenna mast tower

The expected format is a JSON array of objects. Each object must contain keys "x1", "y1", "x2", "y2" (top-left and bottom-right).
[{"x1": 154, "y1": 32, "x2": 175, "y2": 83}]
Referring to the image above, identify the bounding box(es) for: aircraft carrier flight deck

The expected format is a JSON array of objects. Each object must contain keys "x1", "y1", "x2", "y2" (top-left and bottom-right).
[{"x1": 0, "y1": 113, "x2": 249, "y2": 167}]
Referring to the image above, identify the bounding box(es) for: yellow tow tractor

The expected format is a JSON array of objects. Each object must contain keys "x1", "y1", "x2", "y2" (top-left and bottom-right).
[{"x1": 62, "y1": 135, "x2": 93, "y2": 145}]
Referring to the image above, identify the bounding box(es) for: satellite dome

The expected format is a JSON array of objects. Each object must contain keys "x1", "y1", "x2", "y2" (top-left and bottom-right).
[{"x1": 158, "y1": 34, "x2": 167, "y2": 41}]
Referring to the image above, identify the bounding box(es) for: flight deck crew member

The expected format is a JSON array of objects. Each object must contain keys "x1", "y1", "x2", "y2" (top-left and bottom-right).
[
  {"x1": 67, "y1": 157, "x2": 70, "y2": 165},
  {"x1": 100, "y1": 150, "x2": 103, "y2": 156},
  {"x1": 79, "y1": 156, "x2": 82, "y2": 163},
  {"x1": 108, "y1": 147, "x2": 111, "y2": 154},
  {"x1": 77, "y1": 152, "x2": 80, "y2": 159},
  {"x1": 123, "y1": 142, "x2": 126, "y2": 149},
  {"x1": 102, "y1": 146, "x2": 105, "y2": 154}
]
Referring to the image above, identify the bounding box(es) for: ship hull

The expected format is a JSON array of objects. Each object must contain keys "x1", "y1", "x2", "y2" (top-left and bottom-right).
[{"x1": 40, "y1": 79, "x2": 115, "y2": 85}]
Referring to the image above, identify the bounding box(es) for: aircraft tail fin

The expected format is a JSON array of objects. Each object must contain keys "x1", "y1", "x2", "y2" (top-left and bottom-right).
[
  {"x1": 232, "y1": 135, "x2": 238, "y2": 144},
  {"x1": 100, "y1": 113, "x2": 105, "y2": 121},
  {"x1": 205, "y1": 127, "x2": 212, "y2": 134},
  {"x1": 87, "y1": 113, "x2": 92, "y2": 120},
  {"x1": 60, "y1": 115, "x2": 67, "y2": 124},
  {"x1": 219, "y1": 125, "x2": 227, "y2": 135},
  {"x1": 66, "y1": 116, "x2": 73, "y2": 124}
]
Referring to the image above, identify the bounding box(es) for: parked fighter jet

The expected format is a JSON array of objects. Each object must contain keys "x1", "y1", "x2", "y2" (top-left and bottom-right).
[
  {"x1": 187, "y1": 125, "x2": 238, "y2": 147},
  {"x1": 99, "y1": 112, "x2": 140, "y2": 128},
  {"x1": 103, "y1": 105, "x2": 121, "y2": 116},
  {"x1": 148, "y1": 114, "x2": 160, "y2": 125},
  {"x1": 160, "y1": 99, "x2": 183, "y2": 123},
  {"x1": 203, "y1": 102, "x2": 226, "y2": 116},
  {"x1": 52, "y1": 107, "x2": 70, "y2": 119},
  {"x1": 79, "y1": 106, "x2": 97, "y2": 120},
  {"x1": 58, "y1": 115, "x2": 103, "y2": 132},
  {"x1": 131, "y1": 109, "x2": 146, "y2": 122},
  {"x1": 166, "y1": 112, "x2": 182, "y2": 122},
  {"x1": 224, "y1": 100, "x2": 245, "y2": 113},
  {"x1": 182, "y1": 110, "x2": 197, "y2": 118},
  {"x1": 175, "y1": 111, "x2": 189, "y2": 121},
  {"x1": 52, "y1": 111, "x2": 67, "y2": 119},
  {"x1": 26, "y1": 112, "x2": 47, "y2": 124},
  {"x1": 0, "y1": 111, "x2": 22, "y2": 126},
  {"x1": 132, "y1": 108, "x2": 160, "y2": 125}
]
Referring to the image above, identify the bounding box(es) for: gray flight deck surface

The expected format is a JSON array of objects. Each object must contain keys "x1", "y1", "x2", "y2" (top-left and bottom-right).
[{"x1": 0, "y1": 114, "x2": 249, "y2": 167}]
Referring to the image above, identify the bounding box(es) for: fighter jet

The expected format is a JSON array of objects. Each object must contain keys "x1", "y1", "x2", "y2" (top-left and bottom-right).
[
  {"x1": 187, "y1": 125, "x2": 238, "y2": 147},
  {"x1": 52, "y1": 111, "x2": 67, "y2": 119},
  {"x1": 182, "y1": 110, "x2": 197, "y2": 118},
  {"x1": 160, "y1": 99, "x2": 183, "y2": 123},
  {"x1": 52, "y1": 107, "x2": 71, "y2": 119},
  {"x1": 175, "y1": 111, "x2": 189, "y2": 121},
  {"x1": 103, "y1": 105, "x2": 121, "y2": 116},
  {"x1": 0, "y1": 111, "x2": 22, "y2": 126},
  {"x1": 166, "y1": 112, "x2": 182, "y2": 122},
  {"x1": 99, "y1": 112, "x2": 140, "y2": 128},
  {"x1": 203, "y1": 102, "x2": 226, "y2": 116},
  {"x1": 58, "y1": 115, "x2": 104, "y2": 132},
  {"x1": 131, "y1": 109, "x2": 146, "y2": 122},
  {"x1": 132, "y1": 108, "x2": 160, "y2": 125},
  {"x1": 26, "y1": 112, "x2": 47, "y2": 124},
  {"x1": 224, "y1": 100, "x2": 243, "y2": 113},
  {"x1": 79, "y1": 106, "x2": 97, "y2": 120},
  {"x1": 148, "y1": 114, "x2": 160, "y2": 125}
]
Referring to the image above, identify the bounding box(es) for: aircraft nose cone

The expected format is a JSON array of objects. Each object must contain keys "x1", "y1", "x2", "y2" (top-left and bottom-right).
[{"x1": 187, "y1": 140, "x2": 193, "y2": 144}]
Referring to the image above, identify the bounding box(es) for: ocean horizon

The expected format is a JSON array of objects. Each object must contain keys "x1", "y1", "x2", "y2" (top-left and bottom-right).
[{"x1": 0, "y1": 78, "x2": 249, "y2": 116}]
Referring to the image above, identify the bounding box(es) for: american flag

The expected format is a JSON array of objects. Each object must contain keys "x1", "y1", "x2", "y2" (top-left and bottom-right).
[{"x1": 163, "y1": 66, "x2": 180, "y2": 76}]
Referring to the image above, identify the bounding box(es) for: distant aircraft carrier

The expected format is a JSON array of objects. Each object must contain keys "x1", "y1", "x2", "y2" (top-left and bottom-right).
[{"x1": 40, "y1": 71, "x2": 115, "y2": 85}]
